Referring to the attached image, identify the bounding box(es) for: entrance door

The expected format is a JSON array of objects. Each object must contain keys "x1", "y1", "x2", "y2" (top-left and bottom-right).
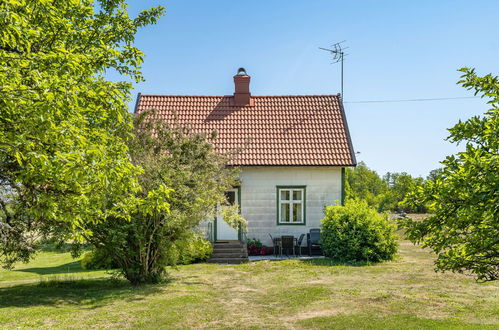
[{"x1": 216, "y1": 189, "x2": 239, "y2": 240}]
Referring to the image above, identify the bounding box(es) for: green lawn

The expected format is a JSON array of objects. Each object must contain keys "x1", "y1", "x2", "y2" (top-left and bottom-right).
[{"x1": 0, "y1": 239, "x2": 498, "y2": 329}]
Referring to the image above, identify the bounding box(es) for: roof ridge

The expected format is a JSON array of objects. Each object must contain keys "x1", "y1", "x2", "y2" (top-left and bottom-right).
[
  {"x1": 140, "y1": 94, "x2": 225, "y2": 97},
  {"x1": 139, "y1": 94, "x2": 341, "y2": 98},
  {"x1": 254, "y1": 94, "x2": 340, "y2": 98}
]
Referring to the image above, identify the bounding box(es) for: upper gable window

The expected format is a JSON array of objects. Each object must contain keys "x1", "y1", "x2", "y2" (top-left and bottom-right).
[{"x1": 277, "y1": 186, "x2": 306, "y2": 225}]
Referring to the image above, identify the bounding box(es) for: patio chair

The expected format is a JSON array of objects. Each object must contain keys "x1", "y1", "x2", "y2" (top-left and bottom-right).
[
  {"x1": 269, "y1": 233, "x2": 280, "y2": 257},
  {"x1": 307, "y1": 228, "x2": 322, "y2": 256},
  {"x1": 294, "y1": 233, "x2": 305, "y2": 256},
  {"x1": 280, "y1": 235, "x2": 295, "y2": 258}
]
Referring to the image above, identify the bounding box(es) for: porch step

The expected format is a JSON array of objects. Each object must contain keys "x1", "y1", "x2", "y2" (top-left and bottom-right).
[
  {"x1": 213, "y1": 241, "x2": 245, "y2": 248},
  {"x1": 208, "y1": 257, "x2": 248, "y2": 265},
  {"x1": 211, "y1": 252, "x2": 247, "y2": 258},
  {"x1": 208, "y1": 241, "x2": 248, "y2": 264},
  {"x1": 212, "y1": 246, "x2": 246, "y2": 252}
]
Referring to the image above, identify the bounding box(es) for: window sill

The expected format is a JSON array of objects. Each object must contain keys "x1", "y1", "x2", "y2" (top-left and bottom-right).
[{"x1": 277, "y1": 222, "x2": 306, "y2": 226}]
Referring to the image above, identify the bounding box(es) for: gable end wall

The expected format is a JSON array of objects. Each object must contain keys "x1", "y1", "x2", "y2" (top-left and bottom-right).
[{"x1": 239, "y1": 166, "x2": 342, "y2": 247}]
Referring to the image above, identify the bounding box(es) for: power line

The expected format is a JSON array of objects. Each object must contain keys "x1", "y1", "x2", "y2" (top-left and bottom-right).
[{"x1": 344, "y1": 96, "x2": 480, "y2": 104}]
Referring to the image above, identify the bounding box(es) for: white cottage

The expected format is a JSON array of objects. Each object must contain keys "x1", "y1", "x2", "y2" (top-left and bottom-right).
[{"x1": 134, "y1": 69, "x2": 356, "y2": 259}]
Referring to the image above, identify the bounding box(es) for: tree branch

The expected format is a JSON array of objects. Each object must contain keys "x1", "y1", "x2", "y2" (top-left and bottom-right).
[{"x1": 0, "y1": 198, "x2": 13, "y2": 225}]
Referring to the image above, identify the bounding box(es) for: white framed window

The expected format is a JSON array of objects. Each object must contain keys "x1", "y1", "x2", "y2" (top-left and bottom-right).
[{"x1": 277, "y1": 186, "x2": 306, "y2": 225}]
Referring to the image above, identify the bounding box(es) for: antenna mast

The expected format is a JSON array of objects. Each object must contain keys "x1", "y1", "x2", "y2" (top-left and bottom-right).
[{"x1": 319, "y1": 41, "x2": 348, "y2": 99}]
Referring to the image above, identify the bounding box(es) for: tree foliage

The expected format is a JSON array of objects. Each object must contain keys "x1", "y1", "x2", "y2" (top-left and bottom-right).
[
  {"x1": 383, "y1": 172, "x2": 426, "y2": 212},
  {"x1": 345, "y1": 162, "x2": 388, "y2": 209},
  {"x1": 345, "y1": 162, "x2": 426, "y2": 212},
  {"x1": 86, "y1": 112, "x2": 238, "y2": 284},
  {"x1": 0, "y1": 0, "x2": 164, "y2": 268},
  {"x1": 220, "y1": 203, "x2": 248, "y2": 233},
  {"x1": 168, "y1": 231, "x2": 214, "y2": 265},
  {"x1": 402, "y1": 68, "x2": 499, "y2": 282}
]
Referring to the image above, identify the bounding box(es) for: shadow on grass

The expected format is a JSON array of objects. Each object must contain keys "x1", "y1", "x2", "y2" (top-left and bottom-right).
[
  {"x1": 297, "y1": 258, "x2": 374, "y2": 267},
  {"x1": 0, "y1": 277, "x2": 163, "y2": 309},
  {"x1": 251, "y1": 256, "x2": 376, "y2": 267},
  {"x1": 35, "y1": 242, "x2": 83, "y2": 253},
  {"x1": 14, "y1": 261, "x2": 97, "y2": 276}
]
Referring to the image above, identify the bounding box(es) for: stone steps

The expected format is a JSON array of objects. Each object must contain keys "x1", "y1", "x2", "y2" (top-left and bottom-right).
[
  {"x1": 208, "y1": 257, "x2": 248, "y2": 264},
  {"x1": 211, "y1": 252, "x2": 247, "y2": 258},
  {"x1": 208, "y1": 240, "x2": 248, "y2": 264}
]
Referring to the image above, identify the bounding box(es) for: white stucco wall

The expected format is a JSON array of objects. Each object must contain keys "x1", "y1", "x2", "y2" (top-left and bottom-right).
[{"x1": 239, "y1": 166, "x2": 343, "y2": 247}]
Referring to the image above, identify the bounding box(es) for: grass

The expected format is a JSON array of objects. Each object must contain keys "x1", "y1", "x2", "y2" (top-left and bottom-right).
[{"x1": 0, "y1": 238, "x2": 498, "y2": 329}]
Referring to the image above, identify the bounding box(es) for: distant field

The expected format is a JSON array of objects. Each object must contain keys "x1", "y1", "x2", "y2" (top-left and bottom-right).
[{"x1": 0, "y1": 235, "x2": 497, "y2": 329}]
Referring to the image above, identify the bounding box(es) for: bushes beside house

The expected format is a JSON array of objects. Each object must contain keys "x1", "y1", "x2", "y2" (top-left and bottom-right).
[
  {"x1": 83, "y1": 112, "x2": 236, "y2": 284},
  {"x1": 321, "y1": 199, "x2": 398, "y2": 263},
  {"x1": 169, "y1": 232, "x2": 213, "y2": 265},
  {"x1": 246, "y1": 238, "x2": 270, "y2": 256},
  {"x1": 81, "y1": 232, "x2": 213, "y2": 270}
]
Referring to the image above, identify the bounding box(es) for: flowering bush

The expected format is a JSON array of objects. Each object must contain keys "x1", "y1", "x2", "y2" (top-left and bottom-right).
[{"x1": 246, "y1": 238, "x2": 270, "y2": 256}]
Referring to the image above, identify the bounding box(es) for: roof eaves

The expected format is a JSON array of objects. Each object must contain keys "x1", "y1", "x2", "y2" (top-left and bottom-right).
[
  {"x1": 229, "y1": 163, "x2": 356, "y2": 167},
  {"x1": 138, "y1": 94, "x2": 340, "y2": 99},
  {"x1": 133, "y1": 92, "x2": 142, "y2": 114},
  {"x1": 338, "y1": 95, "x2": 357, "y2": 167}
]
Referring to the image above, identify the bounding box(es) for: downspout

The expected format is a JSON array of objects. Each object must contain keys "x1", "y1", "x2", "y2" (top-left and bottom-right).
[{"x1": 341, "y1": 167, "x2": 346, "y2": 206}]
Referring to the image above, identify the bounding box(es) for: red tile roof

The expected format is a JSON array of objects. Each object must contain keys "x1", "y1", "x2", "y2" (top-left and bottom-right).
[{"x1": 135, "y1": 94, "x2": 356, "y2": 166}]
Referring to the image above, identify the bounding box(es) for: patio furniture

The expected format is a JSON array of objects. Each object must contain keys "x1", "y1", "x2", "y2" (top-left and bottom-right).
[
  {"x1": 269, "y1": 233, "x2": 281, "y2": 256},
  {"x1": 307, "y1": 228, "x2": 322, "y2": 256},
  {"x1": 280, "y1": 235, "x2": 295, "y2": 257},
  {"x1": 294, "y1": 233, "x2": 305, "y2": 256}
]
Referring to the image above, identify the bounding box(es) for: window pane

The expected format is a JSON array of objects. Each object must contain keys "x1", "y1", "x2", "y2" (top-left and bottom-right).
[
  {"x1": 280, "y1": 190, "x2": 290, "y2": 201},
  {"x1": 293, "y1": 203, "x2": 302, "y2": 222},
  {"x1": 225, "y1": 191, "x2": 236, "y2": 205},
  {"x1": 281, "y1": 203, "x2": 290, "y2": 222},
  {"x1": 293, "y1": 190, "x2": 302, "y2": 201}
]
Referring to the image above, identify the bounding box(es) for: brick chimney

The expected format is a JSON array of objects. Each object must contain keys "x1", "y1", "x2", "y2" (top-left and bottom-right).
[{"x1": 233, "y1": 68, "x2": 252, "y2": 106}]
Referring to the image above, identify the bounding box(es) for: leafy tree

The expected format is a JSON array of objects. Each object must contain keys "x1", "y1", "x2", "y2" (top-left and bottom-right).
[
  {"x1": 0, "y1": 1, "x2": 164, "y2": 268},
  {"x1": 85, "y1": 112, "x2": 238, "y2": 284},
  {"x1": 345, "y1": 162, "x2": 389, "y2": 210},
  {"x1": 403, "y1": 68, "x2": 499, "y2": 282},
  {"x1": 345, "y1": 162, "x2": 428, "y2": 213},
  {"x1": 384, "y1": 172, "x2": 426, "y2": 212},
  {"x1": 426, "y1": 168, "x2": 444, "y2": 182}
]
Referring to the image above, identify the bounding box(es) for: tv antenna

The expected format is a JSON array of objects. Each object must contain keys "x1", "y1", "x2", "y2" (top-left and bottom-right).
[{"x1": 319, "y1": 41, "x2": 348, "y2": 99}]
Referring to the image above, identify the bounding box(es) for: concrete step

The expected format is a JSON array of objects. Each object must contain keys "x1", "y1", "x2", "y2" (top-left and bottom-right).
[
  {"x1": 209, "y1": 241, "x2": 248, "y2": 264},
  {"x1": 213, "y1": 246, "x2": 247, "y2": 251},
  {"x1": 212, "y1": 245, "x2": 245, "y2": 250},
  {"x1": 214, "y1": 243, "x2": 245, "y2": 249},
  {"x1": 211, "y1": 252, "x2": 247, "y2": 258},
  {"x1": 208, "y1": 257, "x2": 248, "y2": 264}
]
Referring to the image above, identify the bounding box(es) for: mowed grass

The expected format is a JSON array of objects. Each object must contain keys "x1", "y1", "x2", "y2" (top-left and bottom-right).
[{"x1": 0, "y1": 238, "x2": 498, "y2": 329}]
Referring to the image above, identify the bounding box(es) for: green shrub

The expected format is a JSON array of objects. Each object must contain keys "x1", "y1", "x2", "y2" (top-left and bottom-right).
[
  {"x1": 82, "y1": 232, "x2": 212, "y2": 271},
  {"x1": 246, "y1": 238, "x2": 270, "y2": 256},
  {"x1": 321, "y1": 199, "x2": 398, "y2": 263},
  {"x1": 169, "y1": 232, "x2": 213, "y2": 265},
  {"x1": 81, "y1": 249, "x2": 119, "y2": 270},
  {"x1": 246, "y1": 238, "x2": 263, "y2": 249}
]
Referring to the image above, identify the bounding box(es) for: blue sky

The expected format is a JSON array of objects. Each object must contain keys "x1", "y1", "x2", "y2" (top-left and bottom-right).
[{"x1": 124, "y1": 0, "x2": 499, "y2": 177}]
